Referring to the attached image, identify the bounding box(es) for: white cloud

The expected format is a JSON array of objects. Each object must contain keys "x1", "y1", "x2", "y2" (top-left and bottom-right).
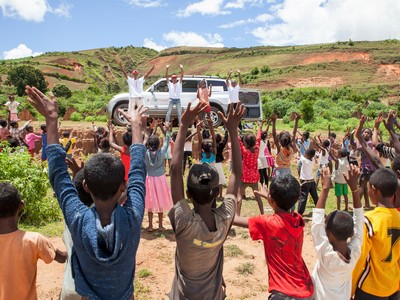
[
  {"x1": 225, "y1": 0, "x2": 267, "y2": 9},
  {"x1": 3, "y1": 44, "x2": 43, "y2": 60},
  {"x1": 143, "y1": 38, "x2": 166, "y2": 51},
  {"x1": 220, "y1": 13, "x2": 274, "y2": 29},
  {"x1": 163, "y1": 31, "x2": 224, "y2": 47},
  {"x1": 0, "y1": 0, "x2": 72, "y2": 22},
  {"x1": 178, "y1": 0, "x2": 230, "y2": 17},
  {"x1": 127, "y1": 0, "x2": 163, "y2": 8},
  {"x1": 251, "y1": 0, "x2": 400, "y2": 45}
]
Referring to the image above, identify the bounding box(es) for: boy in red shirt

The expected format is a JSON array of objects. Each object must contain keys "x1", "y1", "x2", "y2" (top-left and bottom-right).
[{"x1": 234, "y1": 174, "x2": 314, "y2": 299}]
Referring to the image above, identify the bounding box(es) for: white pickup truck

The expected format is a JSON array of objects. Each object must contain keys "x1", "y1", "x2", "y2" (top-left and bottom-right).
[{"x1": 106, "y1": 75, "x2": 262, "y2": 127}]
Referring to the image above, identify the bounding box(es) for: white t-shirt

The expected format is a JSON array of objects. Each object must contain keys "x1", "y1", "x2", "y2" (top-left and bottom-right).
[
  {"x1": 184, "y1": 140, "x2": 192, "y2": 152},
  {"x1": 316, "y1": 150, "x2": 329, "y2": 165},
  {"x1": 228, "y1": 83, "x2": 240, "y2": 103},
  {"x1": 259, "y1": 140, "x2": 266, "y2": 158},
  {"x1": 311, "y1": 208, "x2": 364, "y2": 300},
  {"x1": 5, "y1": 101, "x2": 20, "y2": 113},
  {"x1": 127, "y1": 76, "x2": 145, "y2": 98},
  {"x1": 334, "y1": 157, "x2": 349, "y2": 184},
  {"x1": 168, "y1": 81, "x2": 182, "y2": 99},
  {"x1": 300, "y1": 155, "x2": 315, "y2": 180}
]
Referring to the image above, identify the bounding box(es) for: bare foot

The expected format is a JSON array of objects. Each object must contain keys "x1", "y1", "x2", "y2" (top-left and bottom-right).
[
  {"x1": 158, "y1": 226, "x2": 166, "y2": 231},
  {"x1": 146, "y1": 226, "x2": 154, "y2": 232}
]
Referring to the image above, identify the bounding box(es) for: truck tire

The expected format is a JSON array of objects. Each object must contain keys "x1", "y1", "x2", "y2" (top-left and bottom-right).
[
  {"x1": 207, "y1": 105, "x2": 223, "y2": 127},
  {"x1": 112, "y1": 102, "x2": 129, "y2": 126}
]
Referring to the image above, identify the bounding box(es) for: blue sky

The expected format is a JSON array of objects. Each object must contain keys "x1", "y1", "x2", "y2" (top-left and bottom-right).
[{"x1": 1, "y1": 0, "x2": 400, "y2": 59}]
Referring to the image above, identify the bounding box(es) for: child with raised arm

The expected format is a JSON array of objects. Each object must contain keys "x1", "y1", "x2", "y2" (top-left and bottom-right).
[
  {"x1": 311, "y1": 165, "x2": 364, "y2": 300},
  {"x1": 271, "y1": 112, "x2": 300, "y2": 177},
  {"x1": 234, "y1": 174, "x2": 314, "y2": 299},
  {"x1": 108, "y1": 124, "x2": 132, "y2": 183},
  {"x1": 25, "y1": 125, "x2": 42, "y2": 157},
  {"x1": 197, "y1": 79, "x2": 212, "y2": 120},
  {"x1": 144, "y1": 121, "x2": 173, "y2": 232},
  {"x1": 237, "y1": 121, "x2": 265, "y2": 216},
  {"x1": 330, "y1": 148, "x2": 350, "y2": 210},
  {"x1": 168, "y1": 102, "x2": 244, "y2": 300},
  {"x1": 0, "y1": 182, "x2": 66, "y2": 300},
  {"x1": 26, "y1": 85, "x2": 147, "y2": 300},
  {"x1": 197, "y1": 117, "x2": 217, "y2": 164}
]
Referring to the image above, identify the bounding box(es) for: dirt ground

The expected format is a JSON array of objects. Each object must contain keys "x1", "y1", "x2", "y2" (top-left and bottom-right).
[{"x1": 36, "y1": 195, "x2": 318, "y2": 300}]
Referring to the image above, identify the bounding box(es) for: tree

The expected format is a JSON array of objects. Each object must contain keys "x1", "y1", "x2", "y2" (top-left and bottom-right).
[
  {"x1": 52, "y1": 84, "x2": 72, "y2": 98},
  {"x1": 6, "y1": 65, "x2": 48, "y2": 96}
]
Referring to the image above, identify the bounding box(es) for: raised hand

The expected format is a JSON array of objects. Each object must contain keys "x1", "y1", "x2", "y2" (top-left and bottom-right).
[
  {"x1": 383, "y1": 110, "x2": 395, "y2": 131},
  {"x1": 218, "y1": 102, "x2": 245, "y2": 132},
  {"x1": 166, "y1": 65, "x2": 170, "y2": 69},
  {"x1": 236, "y1": 69, "x2": 241, "y2": 74},
  {"x1": 374, "y1": 115, "x2": 384, "y2": 129},
  {"x1": 344, "y1": 164, "x2": 360, "y2": 192},
  {"x1": 254, "y1": 185, "x2": 269, "y2": 200},
  {"x1": 270, "y1": 113, "x2": 278, "y2": 121},
  {"x1": 66, "y1": 157, "x2": 84, "y2": 178},
  {"x1": 181, "y1": 101, "x2": 208, "y2": 127},
  {"x1": 355, "y1": 115, "x2": 367, "y2": 141},
  {"x1": 320, "y1": 166, "x2": 331, "y2": 191},
  {"x1": 25, "y1": 86, "x2": 58, "y2": 121},
  {"x1": 179, "y1": 64, "x2": 183, "y2": 69},
  {"x1": 118, "y1": 104, "x2": 148, "y2": 126}
]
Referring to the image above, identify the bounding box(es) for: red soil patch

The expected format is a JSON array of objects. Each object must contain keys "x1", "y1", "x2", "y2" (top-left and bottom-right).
[
  {"x1": 377, "y1": 64, "x2": 400, "y2": 79},
  {"x1": 301, "y1": 52, "x2": 371, "y2": 65},
  {"x1": 254, "y1": 77, "x2": 344, "y2": 90}
]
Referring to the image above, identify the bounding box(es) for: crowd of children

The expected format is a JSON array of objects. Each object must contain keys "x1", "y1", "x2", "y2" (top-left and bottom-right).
[{"x1": 1, "y1": 81, "x2": 400, "y2": 300}]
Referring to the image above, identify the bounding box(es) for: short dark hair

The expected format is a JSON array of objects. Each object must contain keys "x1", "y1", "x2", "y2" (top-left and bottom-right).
[
  {"x1": 269, "y1": 174, "x2": 300, "y2": 211},
  {"x1": 98, "y1": 138, "x2": 110, "y2": 150},
  {"x1": 216, "y1": 133, "x2": 222, "y2": 144},
  {"x1": 0, "y1": 120, "x2": 7, "y2": 127},
  {"x1": 244, "y1": 133, "x2": 256, "y2": 149},
  {"x1": 187, "y1": 186, "x2": 219, "y2": 205},
  {"x1": 62, "y1": 131, "x2": 70, "y2": 138},
  {"x1": 73, "y1": 169, "x2": 94, "y2": 207},
  {"x1": 40, "y1": 124, "x2": 47, "y2": 131},
  {"x1": 202, "y1": 129, "x2": 210, "y2": 139},
  {"x1": 303, "y1": 131, "x2": 310, "y2": 140},
  {"x1": 323, "y1": 140, "x2": 330, "y2": 148},
  {"x1": 83, "y1": 153, "x2": 125, "y2": 201},
  {"x1": 261, "y1": 131, "x2": 268, "y2": 141},
  {"x1": 391, "y1": 155, "x2": 400, "y2": 173},
  {"x1": 201, "y1": 139, "x2": 213, "y2": 153},
  {"x1": 369, "y1": 168, "x2": 398, "y2": 198},
  {"x1": 305, "y1": 147, "x2": 316, "y2": 158},
  {"x1": 9, "y1": 121, "x2": 18, "y2": 128},
  {"x1": 147, "y1": 135, "x2": 160, "y2": 151},
  {"x1": 122, "y1": 131, "x2": 132, "y2": 146},
  {"x1": 26, "y1": 125, "x2": 33, "y2": 132},
  {"x1": 338, "y1": 148, "x2": 347, "y2": 157},
  {"x1": 279, "y1": 131, "x2": 291, "y2": 148},
  {"x1": 330, "y1": 132, "x2": 337, "y2": 139},
  {"x1": 0, "y1": 182, "x2": 21, "y2": 218},
  {"x1": 326, "y1": 210, "x2": 354, "y2": 241}
]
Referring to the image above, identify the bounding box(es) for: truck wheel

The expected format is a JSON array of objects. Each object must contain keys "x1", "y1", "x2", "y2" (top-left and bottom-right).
[
  {"x1": 208, "y1": 106, "x2": 223, "y2": 127},
  {"x1": 112, "y1": 102, "x2": 129, "y2": 126}
]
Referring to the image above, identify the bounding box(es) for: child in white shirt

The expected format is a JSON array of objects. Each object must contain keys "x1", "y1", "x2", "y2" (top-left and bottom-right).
[
  {"x1": 297, "y1": 148, "x2": 318, "y2": 215},
  {"x1": 311, "y1": 165, "x2": 363, "y2": 300},
  {"x1": 330, "y1": 148, "x2": 350, "y2": 210}
]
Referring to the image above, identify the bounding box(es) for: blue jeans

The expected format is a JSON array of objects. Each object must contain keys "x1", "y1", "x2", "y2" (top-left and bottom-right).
[{"x1": 166, "y1": 98, "x2": 182, "y2": 124}]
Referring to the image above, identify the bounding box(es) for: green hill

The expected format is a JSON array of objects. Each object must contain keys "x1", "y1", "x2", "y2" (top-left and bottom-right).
[{"x1": 0, "y1": 40, "x2": 399, "y2": 126}]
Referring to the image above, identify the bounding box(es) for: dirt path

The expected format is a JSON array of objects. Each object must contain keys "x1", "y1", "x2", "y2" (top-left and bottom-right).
[{"x1": 37, "y1": 213, "x2": 317, "y2": 300}]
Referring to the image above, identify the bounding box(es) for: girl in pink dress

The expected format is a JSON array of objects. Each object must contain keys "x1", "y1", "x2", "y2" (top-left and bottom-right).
[
  {"x1": 144, "y1": 124, "x2": 173, "y2": 231},
  {"x1": 237, "y1": 121, "x2": 266, "y2": 216},
  {"x1": 197, "y1": 79, "x2": 212, "y2": 120},
  {"x1": 24, "y1": 125, "x2": 41, "y2": 157}
]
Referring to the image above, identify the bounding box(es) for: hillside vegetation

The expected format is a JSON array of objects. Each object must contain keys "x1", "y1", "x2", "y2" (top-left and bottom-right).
[{"x1": 0, "y1": 40, "x2": 399, "y2": 129}]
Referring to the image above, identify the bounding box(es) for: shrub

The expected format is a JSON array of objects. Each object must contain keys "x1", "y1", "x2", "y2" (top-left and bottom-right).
[
  {"x1": 70, "y1": 112, "x2": 83, "y2": 121},
  {"x1": 95, "y1": 115, "x2": 108, "y2": 122},
  {"x1": 85, "y1": 116, "x2": 96, "y2": 122},
  {"x1": 52, "y1": 84, "x2": 72, "y2": 98},
  {"x1": 261, "y1": 65, "x2": 271, "y2": 74},
  {"x1": 0, "y1": 144, "x2": 61, "y2": 225},
  {"x1": 250, "y1": 67, "x2": 259, "y2": 75},
  {"x1": 6, "y1": 65, "x2": 48, "y2": 96}
]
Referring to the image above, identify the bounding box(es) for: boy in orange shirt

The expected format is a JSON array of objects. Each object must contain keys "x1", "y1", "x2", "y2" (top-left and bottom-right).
[{"x1": 0, "y1": 182, "x2": 66, "y2": 300}]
